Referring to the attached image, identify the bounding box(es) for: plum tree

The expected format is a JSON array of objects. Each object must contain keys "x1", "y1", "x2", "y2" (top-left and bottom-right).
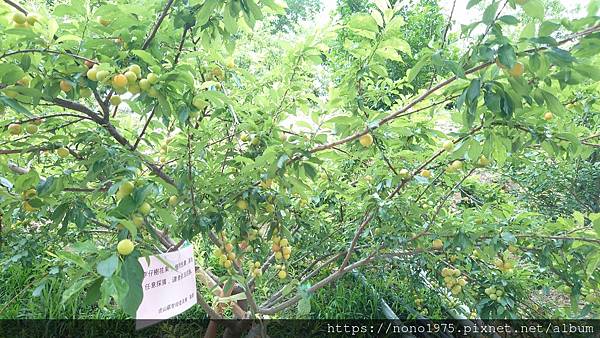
[{"x1": 0, "y1": 0, "x2": 599, "y2": 328}]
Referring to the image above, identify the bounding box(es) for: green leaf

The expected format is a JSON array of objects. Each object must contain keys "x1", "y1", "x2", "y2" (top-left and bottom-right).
[
  {"x1": 508, "y1": 77, "x2": 531, "y2": 96},
  {"x1": 32, "y1": 279, "x2": 47, "y2": 297},
  {"x1": 112, "y1": 275, "x2": 130, "y2": 303},
  {"x1": 466, "y1": 79, "x2": 481, "y2": 103},
  {"x1": 110, "y1": 195, "x2": 137, "y2": 217},
  {"x1": 277, "y1": 154, "x2": 290, "y2": 169},
  {"x1": 522, "y1": 0, "x2": 545, "y2": 20},
  {"x1": 302, "y1": 163, "x2": 317, "y2": 180},
  {"x1": 83, "y1": 278, "x2": 103, "y2": 306},
  {"x1": 245, "y1": 0, "x2": 264, "y2": 20},
  {"x1": 539, "y1": 21, "x2": 561, "y2": 36},
  {"x1": 120, "y1": 253, "x2": 145, "y2": 315},
  {"x1": 196, "y1": 0, "x2": 219, "y2": 26},
  {"x1": 501, "y1": 231, "x2": 517, "y2": 244},
  {"x1": 262, "y1": 0, "x2": 286, "y2": 13},
  {"x1": 156, "y1": 208, "x2": 176, "y2": 227},
  {"x1": 498, "y1": 15, "x2": 519, "y2": 25},
  {"x1": 37, "y1": 176, "x2": 62, "y2": 197},
  {"x1": 445, "y1": 60, "x2": 465, "y2": 78},
  {"x1": 119, "y1": 220, "x2": 138, "y2": 238},
  {"x1": 0, "y1": 96, "x2": 31, "y2": 116},
  {"x1": 593, "y1": 216, "x2": 600, "y2": 237},
  {"x1": 497, "y1": 44, "x2": 516, "y2": 69},
  {"x1": 62, "y1": 278, "x2": 94, "y2": 305},
  {"x1": 406, "y1": 53, "x2": 430, "y2": 83},
  {"x1": 348, "y1": 14, "x2": 379, "y2": 40},
  {"x1": 56, "y1": 34, "x2": 83, "y2": 43},
  {"x1": 15, "y1": 170, "x2": 40, "y2": 192},
  {"x1": 384, "y1": 15, "x2": 405, "y2": 37},
  {"x1": 297, "y1": 296, "x2": 311, "y2": 316},
  {"x1": 586, "y1": 253, "x2": 600, "y2": 277},
  {"x1": 573, "y1": 64, "x2": 600, "y2": 81},
  {"x1": 467, "y1": 0, "x2": 483, "y2": 9},
  {"x1": 28, "y1": 197, "x2": 43, "y2": 208},
  {"x1": 223, "y1": 2, "x2": 238, "y2": 34},
  {"x1": 466, "y1": 139, "x2": 482, "y2": 161},
  {"x1": 0, "y1": 64, "x2": 25, "y2": 84},
  {"x1": 376, "y1": 46, "x2": 402, "y2": 61},
  {"x1": 541, "y1": 90, "x2": 565, "y2": 115},
  {"x1": 281, "y1": 283, "x2": 295, "y2": 297},
  {"x1": 97, "y1": 254, "x2": 119, "y2": 278},
  {"x1": 131, "y1": 50, "x2": 159, "y2": 66},
  {"x1": 482, "y1": 2, "x2": 499, "y2": 25}
]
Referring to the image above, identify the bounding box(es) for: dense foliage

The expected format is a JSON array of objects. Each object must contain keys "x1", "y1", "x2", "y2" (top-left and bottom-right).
[{"x1": 0, "y1": 0, "x2": 599, "y2": 326}]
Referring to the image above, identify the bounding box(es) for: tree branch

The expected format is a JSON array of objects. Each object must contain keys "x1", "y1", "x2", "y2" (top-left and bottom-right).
[
  {"x1": 142, "y1": 0, "x2": 177, "y2": 50},
  {"x1": 2, "y1": 113, "x2": 93, "y2": 128},
  {"x1": 0, "y1": 145, "x2": 59, "y2": 155},
  {"x1": 132, "y1": 105, "x2": 157, "y2": 151},
  {"x1": 2, "y1": 0, "x2": 27, "y2": 14},
  {"x1": 0, "y1": 49, "x2": 97, "y2": 64},
  {"x1": 307, "y1": 24, "x2": 600, "y2": 155},
  {"x1": 51, "y1": 97, "x2": 177, "y2": 186}
]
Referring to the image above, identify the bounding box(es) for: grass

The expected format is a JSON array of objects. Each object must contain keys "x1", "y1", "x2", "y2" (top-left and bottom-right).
[
  {"x1": 0, "y1": 235, "x2": 448, "y2": 320},
  {"x1": 0, "y1": 264, "x2": 388, "y2": 320},
  {"x1": 0, "y1": 264, "x2": 127, "y2": 319}
]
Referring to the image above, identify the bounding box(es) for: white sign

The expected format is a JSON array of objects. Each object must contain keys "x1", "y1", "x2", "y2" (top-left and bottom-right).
[{"x1": 136, "y1": 245, "x2": 197, "y2": 329}]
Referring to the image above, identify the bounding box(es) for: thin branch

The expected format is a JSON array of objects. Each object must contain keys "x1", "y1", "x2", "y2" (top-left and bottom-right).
[
  {"x1": 132, "y1": 105, "x2": 157, "y2": 150},
  {"x1": 466, "y1": 0, "x2": 509, "y2": 65},
  {"x1": 1, "y1": 117, "x2": 87, "y2": 147},
  {"x1": 441, "y1": 0, "x2": 456, "y2": 47},
  {"x1": 516, "y1": 234, "x2": 600, "y2": 245},
  {"x1": 0, "y1": 145, "x2": 59, "y2": 155},
  {"x1": 196, "y1": 294, "x2": 222, "y2": 320},
  {"x1": 173, "y1": 27, "x2": 189, "y2": 65},
  {"x1": 2, "y1": 0, "x2": 27, "y2": 14},
  {"x1": 427, "y1": 0, "x2": 457, "y2": 90},
  {"x1": 51, "y1": 97, "x2": 177, "y2": 186},
  {"x1": 581, "y1": 132, "x2": 600, "y2": 141},
  {"x1": 308, "y1": 62, "x2": 490, "y2": 154},
  {"x1": 479, "y1": 234, "x2": 600, "y2": 245},
  {"x1": 93, "y1": 89, "x2": 110, "y2": 122},
  {"x1": 0, "y1": 49, "x2": 97, "y2": 64},
  {"x1": 259, "y1": 247, "x2": 410, "y2": 315},
  {"x1": 411, "y1": 168, "x2": 477, "y2": 242},
  {"x1": 187, "y1": 125, "x2": 199, "y2": 217},
  {"x1": 142, "y1": 0, "x2": 177, "y2": 50},
  {"x1": 206, "y1": 231, "x2": 260, "y2": 316},
  {"x1": 429, "y1": 168, "x2": 476, "y2": 225},
  {"x1": 338, "y1": 126, "x2": 482, "y2": 271},
  {"x1": 2, "y1": 113, "x2": 92, "y2": 127},
  {"x1": 306, "y1": 24, "x2": 600, "y2": 155},
  {"x1": 413, "y1": 167, "x2": 446, "y2": 204}
]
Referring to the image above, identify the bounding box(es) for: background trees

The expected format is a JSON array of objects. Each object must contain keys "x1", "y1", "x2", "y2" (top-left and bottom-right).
[{"x1": 0, "y1": 0, "x2": 599, "y2": 326}]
